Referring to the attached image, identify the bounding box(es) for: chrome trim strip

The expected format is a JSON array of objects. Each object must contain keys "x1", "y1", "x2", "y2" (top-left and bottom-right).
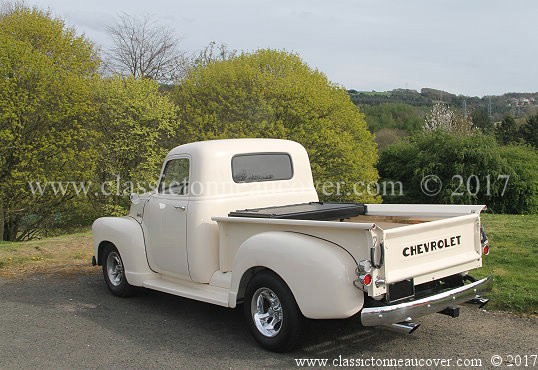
[{"x1": 361, "y1": 275, "x2": 493, "y2": 326}]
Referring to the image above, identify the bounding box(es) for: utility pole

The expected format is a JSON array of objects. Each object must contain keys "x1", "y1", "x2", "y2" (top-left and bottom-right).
[
  {"x1": 488, "y1": 96, "x2": 492, "y2": 119},
  {"x1": 463, "y1": 99, "x2": 467, "y2": 118}
]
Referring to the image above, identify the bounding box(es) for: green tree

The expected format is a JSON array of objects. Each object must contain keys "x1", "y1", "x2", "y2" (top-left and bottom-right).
[
  {"x1": 495, "y1": 115, "x2": 519, "y2": 144},
  {"x1": 497, "y1": 144, "x2": 538, "y2": 214},
  {"x1": 171, "y1": 49, "x2": 379, "y2": 203},
  {"x1": 379, "y1": 131, "x2": 537, "y2": 214},
  {"x1": 0, "y1": 6, "x2": 99, "y2": 240},
  {"x1": 93, "y1": 76, "x2": 178, "y2": 215},
  {"x1": 471, "y1": 107, "x2": 493, "y2": 134},
  {"x1": 361, "y1": 103, "x2": 425, "y2": 133},
  {"x1": 520, "y1": 114, "x2": 538, "y2": 148}
]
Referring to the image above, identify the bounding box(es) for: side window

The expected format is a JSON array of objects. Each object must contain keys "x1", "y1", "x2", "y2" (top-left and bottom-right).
[{"x1": 159, "y1": 158, "x2": 190, "y2": 195}]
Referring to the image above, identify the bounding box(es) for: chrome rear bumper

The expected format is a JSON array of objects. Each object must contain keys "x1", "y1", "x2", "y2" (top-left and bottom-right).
[{"x1": 361, "y1": 275, "x2": 493, "y2": 327}]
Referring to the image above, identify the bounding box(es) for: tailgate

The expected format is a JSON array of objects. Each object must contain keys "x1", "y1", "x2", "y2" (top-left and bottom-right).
[{"x1": 381, "y1": 213, "x2": 482, "y2": 284}]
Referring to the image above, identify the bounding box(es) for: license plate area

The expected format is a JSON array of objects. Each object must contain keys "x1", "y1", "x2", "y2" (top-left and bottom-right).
[{"x1": 386, "y1": 279, "x2": 415, "y2": 303}]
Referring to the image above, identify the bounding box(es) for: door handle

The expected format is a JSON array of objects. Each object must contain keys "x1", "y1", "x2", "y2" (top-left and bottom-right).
[{"x1": 174, "y1": 205, "x2": 187, "y2": 211}]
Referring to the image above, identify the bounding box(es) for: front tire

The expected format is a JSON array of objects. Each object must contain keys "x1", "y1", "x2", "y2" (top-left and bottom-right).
[
  {"x1": 102, "y1": 244, "x2": 135, "y2": 297},
  {"x1": 244, "y1": 270, "x2": 303, "y2": 352}
]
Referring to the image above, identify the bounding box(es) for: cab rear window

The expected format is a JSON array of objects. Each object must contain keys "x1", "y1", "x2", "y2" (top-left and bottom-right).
[{"x1": 232, "y1": 153, "x2": 293, "y2": 183}]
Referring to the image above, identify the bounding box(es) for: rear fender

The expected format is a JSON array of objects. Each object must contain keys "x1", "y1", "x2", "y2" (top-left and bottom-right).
[
  {"x1": 229, "y1": 231, "x2": 363, "y2": 319},
  {"x1": 92, "y1": 217, "x2": 154, "y2": 286}
]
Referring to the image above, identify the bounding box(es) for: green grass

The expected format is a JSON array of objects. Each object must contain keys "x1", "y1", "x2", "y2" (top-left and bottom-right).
[
  {"x1": 474, "y1": 214, "x2": 537, "y2": 314},
  {"x1": 0, "y1": 230, "x2": 93, "y2": 276}
]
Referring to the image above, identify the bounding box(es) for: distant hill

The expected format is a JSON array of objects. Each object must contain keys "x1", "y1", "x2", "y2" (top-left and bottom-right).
[{"x1": 348, "y1": 88, "x2": 538, "y2": 121}]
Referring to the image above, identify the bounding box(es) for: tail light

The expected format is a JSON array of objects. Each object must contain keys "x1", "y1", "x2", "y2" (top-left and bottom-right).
[
  {"x1": 480, "y1": 224, "x2": 490, "y2": 256},
  {"x1": 359, "y1": 273, "x2": 372, "y2": 286},
  {"x1": 354, "y1": 260, "x2": 373, "y2": 289}
]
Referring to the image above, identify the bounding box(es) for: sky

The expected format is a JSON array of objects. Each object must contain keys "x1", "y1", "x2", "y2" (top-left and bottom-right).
[{"x1": 24, "y1": 0, "x2": 538, "y2": 97}]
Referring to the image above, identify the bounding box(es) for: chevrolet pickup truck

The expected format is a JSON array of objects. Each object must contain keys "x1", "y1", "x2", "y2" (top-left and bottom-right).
[{"x1": 92, "y1": 138, "x2": 492, "y2": 352}]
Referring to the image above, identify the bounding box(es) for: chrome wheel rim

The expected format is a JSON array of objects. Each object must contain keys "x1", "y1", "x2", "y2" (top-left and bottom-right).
[
  {"x1": 106, "y1": 251, "x2": 124, "y2": 287},
  {"x1": 251, "y1": 287, "x2": 283, "y2": 337}
]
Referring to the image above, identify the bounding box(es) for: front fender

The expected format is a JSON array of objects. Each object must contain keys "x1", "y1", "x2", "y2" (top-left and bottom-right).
[
  {"x1": 92, "y1": 216, "x2": 154, "y2": 286},
  {"x1": 230, "y1": 231, "x2": 363, "y2": 319}
]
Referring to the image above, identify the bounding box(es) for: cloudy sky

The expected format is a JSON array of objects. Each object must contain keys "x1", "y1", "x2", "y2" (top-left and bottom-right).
[{"x1": 26, "y1": 0, "x2": 538, "y2": 97}]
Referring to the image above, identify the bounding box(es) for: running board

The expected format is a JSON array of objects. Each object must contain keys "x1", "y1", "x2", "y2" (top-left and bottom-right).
[{"x1": 143, "y1": 278, "x2": 229, "y2": 307}]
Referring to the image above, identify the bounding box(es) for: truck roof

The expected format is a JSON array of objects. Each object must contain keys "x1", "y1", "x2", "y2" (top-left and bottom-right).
[
  {"x1": 167, "y1": 138, "x2": 305, "y2": 158},
  {"x1": 163, "y1": 138, "x2": 317, "y2": 199}
]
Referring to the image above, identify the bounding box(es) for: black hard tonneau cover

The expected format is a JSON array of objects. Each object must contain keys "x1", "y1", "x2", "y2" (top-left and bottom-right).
[{"x1": 228, "y1": 202, "x2": 366, "y2": 221}]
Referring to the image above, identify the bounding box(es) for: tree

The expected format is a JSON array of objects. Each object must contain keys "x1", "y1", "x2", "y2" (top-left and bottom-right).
[
  {"x1": 171, "y1": 49, "x2": 380, "y2": 203},
  {"x1": 495, "y1": 115, "x2": 519, "y2": 144},
  {"x1": 497, "y1": 144, "x2": 538, "y2": 214},
  {"x1": 104, "y1": 13, "x2": 184, "y2": 83},
  {"x1": 374, "y1": 128, "x2": 409, "y2": 151},
  {"x1": 168, "y1": 41, "x2": 237, "y2": 83},
  {"x1": 520, "y1": 114, "x2": 538, "y2": 148},
  {"x1": 361, "y1": 103, "x2": 425, "y2": 133},
  {"x1": 93, "y1": 76, "x2": 178, "y2": 215},
  {"x1": 424, "y1": 103, "x2": 474, "y2": 135},
  {"x1": 471, "y1": 107, "x2": 493, "y2": 134},
  {"x1": 193, "y1": 41, "x2": 236, "y2": 67},
  {"x1": 378, "y1": 131, "x2": 537, "y2": 214},
  {"x1": 0, "y1": 6, "x2": 100, "y2": 240},
  {"x1": 0, "y1": 0, "x2": 23, "y2": 14}
]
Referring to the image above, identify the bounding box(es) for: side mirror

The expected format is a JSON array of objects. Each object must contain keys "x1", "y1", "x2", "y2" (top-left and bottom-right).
[{"x1": 130, "y1": 193, "x2": 140, "y2": 205}]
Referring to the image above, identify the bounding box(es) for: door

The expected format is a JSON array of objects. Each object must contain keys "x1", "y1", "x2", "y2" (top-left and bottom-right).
[{"x1": 143, "y1": 156, "x2": 191, "y2": 280}]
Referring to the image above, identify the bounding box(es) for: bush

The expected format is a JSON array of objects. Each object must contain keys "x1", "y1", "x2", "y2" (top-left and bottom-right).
[
  {"x1": 378, "y1": 131, "x2": 538, "y2": 214},
  {"x1": 496, "y1": 145, "x2": 538, "y2": 214}
]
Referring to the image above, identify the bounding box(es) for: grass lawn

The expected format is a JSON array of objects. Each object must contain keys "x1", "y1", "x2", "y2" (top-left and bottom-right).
[
  {"x1": 474, "y1": 214, "x2": 537, "y2": 314},
  {"x1": 0, "y1": 230, "x2": 94, "y2": 277},
  {"x1": 0, "y1": 214, "x2": 536, "y2": 314}
]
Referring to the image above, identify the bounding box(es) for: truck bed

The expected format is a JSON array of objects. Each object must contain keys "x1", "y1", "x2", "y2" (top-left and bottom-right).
[
  {"x1": 228, "y1": 202, "x2": 366, "y2": 221},
  {"x1": 215, "y1": 204, "x2": 486, "y2": 290}
]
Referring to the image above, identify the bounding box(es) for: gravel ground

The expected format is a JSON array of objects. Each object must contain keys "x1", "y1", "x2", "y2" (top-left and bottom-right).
[{"x1": 0, "y1": 269, "x2": 536, "y2": 369}]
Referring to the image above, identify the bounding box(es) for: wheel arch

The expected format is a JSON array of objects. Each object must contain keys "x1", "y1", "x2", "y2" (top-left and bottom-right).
[
  {"x1": 97, "y1": 240, "x2": 114, "y2": 266},
  {"x1": 92, "y1": 216, "x2": 154, "y2": 286},
  {"x1": 236, "y1": 266, "x2": 269, "y2": 304},
  {"x1": 229, "y1": 231, "x2": 364, "y2": 319}
]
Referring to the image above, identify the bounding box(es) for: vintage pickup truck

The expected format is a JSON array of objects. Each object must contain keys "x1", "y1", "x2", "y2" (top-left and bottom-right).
[{"x1": 92, "y1": 138, "x2": 492, "y2": 352}]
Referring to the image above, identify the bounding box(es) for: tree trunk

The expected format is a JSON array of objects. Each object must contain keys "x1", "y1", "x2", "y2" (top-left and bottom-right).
[
  {"x1": 0, "y1": 200, "x2": 4, "y2": 242},
  {"x1": 5, "y1": 218, "x2": 18, "y2": 242}
]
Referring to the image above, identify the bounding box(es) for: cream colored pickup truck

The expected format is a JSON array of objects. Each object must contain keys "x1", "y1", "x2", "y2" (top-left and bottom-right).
[{"x1": 92, "y1": 139, "x2": 492, "y2": 352}]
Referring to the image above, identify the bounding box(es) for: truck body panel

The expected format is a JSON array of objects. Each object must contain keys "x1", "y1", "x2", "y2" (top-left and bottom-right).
[
  {"x1": 92, "y1": 216, "x2": 154, "y2": 286},
  {"x1": 228, "y1": 231, "x2": 363, "y2": 318}
]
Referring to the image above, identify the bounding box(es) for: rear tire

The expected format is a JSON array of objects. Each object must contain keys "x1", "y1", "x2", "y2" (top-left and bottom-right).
[
  {"x1": 102, "y1": 244, "x2": 135, "y2": 297},
  {"x1": 244, "y1": 270, "x2": 303, "y2": 352}
]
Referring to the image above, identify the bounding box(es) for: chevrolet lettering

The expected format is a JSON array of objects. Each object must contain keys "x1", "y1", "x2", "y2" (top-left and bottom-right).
[
  {"x1": 91, "y1": 139, "x2": 493, "y2": 352},
  {"x1": 403, "y1": 235, "x2": 462, "y2": 257}
]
